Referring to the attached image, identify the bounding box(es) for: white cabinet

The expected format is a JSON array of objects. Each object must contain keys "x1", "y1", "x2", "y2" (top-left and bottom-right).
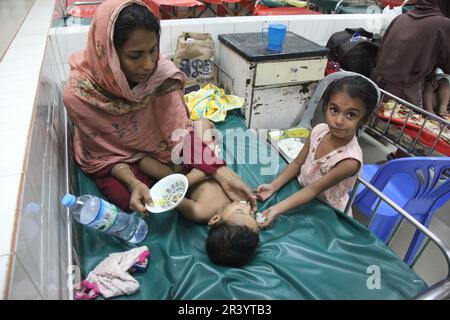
[{"x1": 218, "y1": 32, "x2": 328, "y2": 129}]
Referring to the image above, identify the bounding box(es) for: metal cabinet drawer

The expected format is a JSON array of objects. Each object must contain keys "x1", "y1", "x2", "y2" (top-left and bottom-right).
[
  {"x1": 254, "y1": 58, "x2": 327, "y2": 87},
  {"x1": 249, "y1": 82, "x2": 318, "y2": 129}
]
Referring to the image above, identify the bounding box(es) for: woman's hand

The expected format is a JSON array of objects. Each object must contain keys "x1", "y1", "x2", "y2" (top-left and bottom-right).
[
  {"x1": 213, "y1": 166, "x2": 257, "y2": 212},
  {"x1": 259, "y1": 206, "x2": 282, "y2": 229},
  {"x1": 254, "y1": 183, "x2": 276, "y2": 201},
  {"x1": 129, "y1": 180, "x2": 153, "y2": 215}
]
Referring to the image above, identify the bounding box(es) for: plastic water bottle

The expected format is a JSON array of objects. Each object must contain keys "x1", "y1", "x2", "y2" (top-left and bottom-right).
[{"x1": 61, "y1": 194, "x2": 148, "y2": 244}]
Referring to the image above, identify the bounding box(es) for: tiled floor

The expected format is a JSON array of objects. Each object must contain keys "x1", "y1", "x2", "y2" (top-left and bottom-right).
[{"x1": 0, "y1": 0, "x2": 35, "y2": 61}]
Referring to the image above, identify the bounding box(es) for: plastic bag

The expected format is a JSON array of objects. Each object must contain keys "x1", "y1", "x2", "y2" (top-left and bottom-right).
[{"x1": 174, "y1": 32, "x2": 215, "y2": 87}]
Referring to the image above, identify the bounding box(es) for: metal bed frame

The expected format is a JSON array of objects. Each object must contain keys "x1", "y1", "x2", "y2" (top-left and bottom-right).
[
  {"x1": 345, "y1": 177, "x2": 450, "y2": 300},
  {"x1": 353, "y1": 88, "x2": 450, "y2": 299},
  {"x1": 365, "y1": 88, "x2": 450, "y2": 157}
]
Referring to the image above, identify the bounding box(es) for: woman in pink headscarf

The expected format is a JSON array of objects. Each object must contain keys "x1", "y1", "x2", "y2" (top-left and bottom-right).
[{"x1": 63, "y1": 0, "x2": 256, "y2": 214}]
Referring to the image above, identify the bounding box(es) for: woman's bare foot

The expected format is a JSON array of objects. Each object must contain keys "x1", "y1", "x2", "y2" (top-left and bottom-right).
[
  {"x1": 424, "y1": 107, "x2": 436, "y2": 115},
  {"x1": 438, "y1": 112, "x2": 450, "y2": 120},
  {"x1": 437, "y1": 107, "x2": 449, "y2": 119}
]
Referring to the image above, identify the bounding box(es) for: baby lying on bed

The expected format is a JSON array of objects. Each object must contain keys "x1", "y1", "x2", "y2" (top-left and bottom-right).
[{"x1": 139, "y1": 120, "x2": 260, "y2": 268}]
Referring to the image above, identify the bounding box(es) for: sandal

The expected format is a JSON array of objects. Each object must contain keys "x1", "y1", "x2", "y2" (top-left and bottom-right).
[{"x1": 437, "y1": 112, "x2": 450, "y2": 120}]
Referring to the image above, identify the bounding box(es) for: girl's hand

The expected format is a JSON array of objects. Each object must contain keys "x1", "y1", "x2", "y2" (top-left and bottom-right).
[
  {"x1": 254, "y1": 184, "x2": 276, "y2": 201},
  {"x1": 130, "y1": 181, "x2": 153, "y2": 215},
  {"x1": 259, "y1": 206, "x2": 281, "y2": 229}
]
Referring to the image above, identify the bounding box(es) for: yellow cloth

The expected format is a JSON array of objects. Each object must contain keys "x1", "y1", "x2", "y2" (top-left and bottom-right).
[
  {"x1": 184, "y1": 83, "x2": 244, "y2": 122},
  {"x1": 287, "y1": 0, "x2": 307, "y2": 8}
]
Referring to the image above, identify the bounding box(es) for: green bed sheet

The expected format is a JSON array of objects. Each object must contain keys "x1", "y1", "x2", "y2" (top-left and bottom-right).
[{"x1": 74, "y1": 110, "x2": 427, "y2": 299}]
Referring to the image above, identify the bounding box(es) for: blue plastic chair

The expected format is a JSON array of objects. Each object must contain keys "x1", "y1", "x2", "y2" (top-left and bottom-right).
[{"x1": 354, "y1": 157, "x2": 450, "y2": 265}]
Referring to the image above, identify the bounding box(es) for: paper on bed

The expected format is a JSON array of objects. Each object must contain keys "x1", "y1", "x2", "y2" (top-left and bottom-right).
[{"x1": 268, "y1": 128, "x2": 309, "y2": 163}]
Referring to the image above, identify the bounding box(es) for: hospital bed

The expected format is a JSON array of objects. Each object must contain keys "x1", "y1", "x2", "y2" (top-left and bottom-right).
[
  {"x1": 366, "y1": 90, "x2": 450, "y2": 157},
  {"x1": 67, "y1": 108, "x2": 449, "y2": 299},
  {"x1": 8, "y1": 2, "x2": 450, "y2": 299},
  {"x1": 311, "y1": 0, "x2": 379, "y2": 13}
]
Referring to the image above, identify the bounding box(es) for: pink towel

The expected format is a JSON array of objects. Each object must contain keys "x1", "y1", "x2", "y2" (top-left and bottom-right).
[{"x1": 75, "y1": 246, "x2": 150, "y2": 299}]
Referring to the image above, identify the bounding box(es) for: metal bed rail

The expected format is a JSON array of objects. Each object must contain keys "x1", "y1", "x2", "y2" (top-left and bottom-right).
[
  {"x1": 365, "y1": 88, "x2": 450, "y2": 157},
  {"x1": 345, "y1": 176, "x2": 450, "y2": 300}
]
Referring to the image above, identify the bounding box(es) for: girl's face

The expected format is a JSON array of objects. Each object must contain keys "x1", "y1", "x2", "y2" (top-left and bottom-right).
[
  {"x1": 116, "y1": 28, "x2": 159, "y2": 86},
  {"x1": 325, "y1": 91, "x2": 367, "y2": 140}
]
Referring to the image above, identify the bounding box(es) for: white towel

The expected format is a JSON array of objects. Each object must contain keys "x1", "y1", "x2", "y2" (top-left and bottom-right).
[{"x1": 75, "y1": 246, "x2": 150, "y2": 299}]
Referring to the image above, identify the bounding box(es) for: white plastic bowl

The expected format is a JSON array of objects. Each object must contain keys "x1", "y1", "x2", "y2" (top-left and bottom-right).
[{"x1": 146, "y1": 174, "x2": 188, "y2": 213}]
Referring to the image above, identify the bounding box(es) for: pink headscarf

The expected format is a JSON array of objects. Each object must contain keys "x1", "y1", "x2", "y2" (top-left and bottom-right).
[{"x1": 63, "y1": 0, "x2": 193, "y2": 175}]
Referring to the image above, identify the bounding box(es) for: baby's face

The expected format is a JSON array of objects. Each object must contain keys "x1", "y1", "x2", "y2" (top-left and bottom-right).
[{"x1": 217, "y1": 201, "x2": 259, "y2": 232}]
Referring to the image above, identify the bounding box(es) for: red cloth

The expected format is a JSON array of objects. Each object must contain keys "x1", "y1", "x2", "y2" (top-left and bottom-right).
[
  {"x1": 94, "y1": 163, "x2": 155, "y2": 212},
  {"x1": 377, "y1": 111, "x2": 450, "y2": 156},
  {"x1": 253, "y1": 4, "x2": 322, "y2": 15},
  {"x1": 182, "y1": 132, "x2": 226, "y2": 175},
  {"x1": 325, "y1": 61, "x2": 341, "y2": 76},
  {"x1": 66, "y1": 0, "x2": 100, "y2": 18},
  {"x1": 143, "y1": 0, "x2": 204, "y2": 18},
  {"x1": 92, "y1": 131, "x2": 225, "y2": 212}
]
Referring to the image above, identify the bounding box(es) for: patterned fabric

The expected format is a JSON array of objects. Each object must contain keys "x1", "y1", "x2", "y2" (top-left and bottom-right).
[
  {"x1": 298, "y1": 123, "x2": 363, "y2": 216},
  {"x1": 184, "y1": 83, "x2": 244, "y2": 122},
  {"x1": 63, "y1": 0, "x2": 194, "y2": 175}
]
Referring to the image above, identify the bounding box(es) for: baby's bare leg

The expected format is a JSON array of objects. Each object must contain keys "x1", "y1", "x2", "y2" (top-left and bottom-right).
[{"x1": 194, "y1": 118, "x2": 217, "y2": 150}]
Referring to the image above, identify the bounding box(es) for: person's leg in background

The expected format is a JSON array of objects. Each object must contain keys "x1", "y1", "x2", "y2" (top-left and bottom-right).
[
  {"x1": 423, "y1": 80, "x2": 436, "y2": 114},
  {"x1": 437, "y1": 77, "x2": 450, "y2": 117}
]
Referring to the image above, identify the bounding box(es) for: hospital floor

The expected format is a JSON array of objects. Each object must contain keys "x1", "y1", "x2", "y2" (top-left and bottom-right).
[
  {"x1": 1, "y1": 0, "x2": 449, "y2": 293},
  {"x1": 0, "y1": 0, "x2": 35, "y2": 61}
]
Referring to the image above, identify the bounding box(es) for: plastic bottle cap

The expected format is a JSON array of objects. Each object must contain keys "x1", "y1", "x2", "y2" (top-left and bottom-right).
[{"x1": 62, "y1": 194, "x2": 76, "y2": 208}]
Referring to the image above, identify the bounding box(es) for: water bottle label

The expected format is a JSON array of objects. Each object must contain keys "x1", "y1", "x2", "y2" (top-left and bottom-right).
[{"x1": 89, "y1": 200, "x2": 118, "y2": 232}]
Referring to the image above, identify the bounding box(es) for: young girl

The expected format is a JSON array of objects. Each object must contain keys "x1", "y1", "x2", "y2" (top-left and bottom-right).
[{"x1": 255, "y1": 76, "x2": 379, "y2": 228}]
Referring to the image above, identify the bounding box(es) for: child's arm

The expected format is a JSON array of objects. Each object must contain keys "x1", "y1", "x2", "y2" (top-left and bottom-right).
[
  {"x1": 186, "y1": 168, "x2": 207, "y2": 187},
  {"x1": 255, "y1": 137, "x2": 311, "y2": 201},
  {"x1": 139, "y1": 156, "x2": 175, "y2": 179},
  {"x1": 140, "y1": 156, "x2": 207, "y2": 187},
  {"x1": 177, "y1": 198, "x2": 210, "y2": 223},
  {"x1": 259, "y1": 158, "x2": 360, "y2": 228}
]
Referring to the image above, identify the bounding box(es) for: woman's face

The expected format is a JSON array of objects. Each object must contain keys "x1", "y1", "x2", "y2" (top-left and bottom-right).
[{"x1": 116, "y1": 27, "x2": 159, "y2": 86}]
